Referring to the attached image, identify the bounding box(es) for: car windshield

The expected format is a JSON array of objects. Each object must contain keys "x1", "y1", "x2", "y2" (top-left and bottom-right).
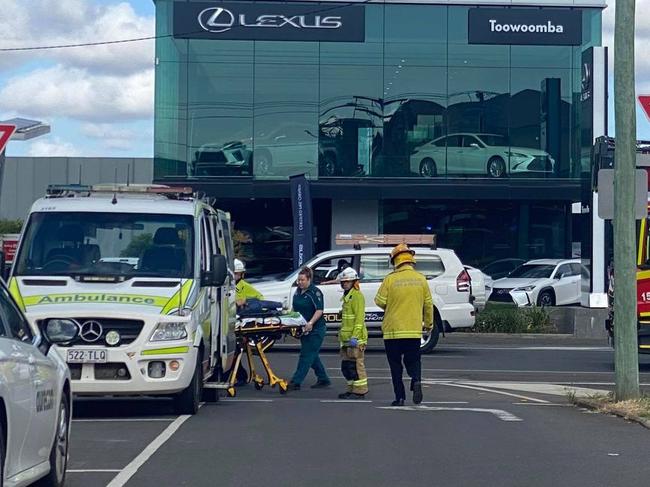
[
  {"x1": 508, "y1": 264, "x2": 555, "y2": 279},
  {"x1": 15, "y1": 212, "x2": 194, "y2": 278},
  {"x1": 479, "y1": 135, "x2": 509, "y2": 146}
]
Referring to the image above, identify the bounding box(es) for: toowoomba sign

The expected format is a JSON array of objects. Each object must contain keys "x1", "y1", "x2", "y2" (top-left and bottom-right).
[{"x1": 469, "y1": 8, "x2": 582, "y2": 46}]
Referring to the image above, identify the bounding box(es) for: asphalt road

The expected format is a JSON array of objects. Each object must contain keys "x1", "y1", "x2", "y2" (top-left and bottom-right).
[{"x1": 62, "y1": 335, "x2": 650, "y2": 487}]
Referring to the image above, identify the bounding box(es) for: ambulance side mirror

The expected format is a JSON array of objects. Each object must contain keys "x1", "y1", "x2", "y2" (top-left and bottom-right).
[{"x1": 203, "y1": 254, "x2": 227, "y2": 287}]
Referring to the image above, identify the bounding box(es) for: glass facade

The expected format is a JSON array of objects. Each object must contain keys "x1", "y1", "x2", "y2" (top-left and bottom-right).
[{"x1": 154, "y1": 3, "x2": 601, "y2": 181}]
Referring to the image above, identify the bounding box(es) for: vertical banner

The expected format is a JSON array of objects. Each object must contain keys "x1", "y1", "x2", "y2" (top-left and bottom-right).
[{"x1": 290, "y1": 174, "x2": 314, "y2": 269}]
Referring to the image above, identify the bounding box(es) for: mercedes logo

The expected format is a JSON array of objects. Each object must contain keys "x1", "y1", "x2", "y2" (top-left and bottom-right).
[
  {"x1": 198, "y1": 7, "x2": 235, "y2": 33},
  {"x1": 80, "y1": 320, "x2": 103, "y2": 343}
]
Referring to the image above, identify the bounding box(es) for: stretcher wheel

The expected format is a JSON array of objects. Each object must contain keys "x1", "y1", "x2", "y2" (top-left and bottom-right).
[
  {"x1": 279, "y1": 383, "x2": 287, "y2": 395},
  {"x1": 254, "y1": 381, "x2": 264, "y2": 390},
  {"x1": 227, "y1": 387, "x2": 236, "y2": 398}
]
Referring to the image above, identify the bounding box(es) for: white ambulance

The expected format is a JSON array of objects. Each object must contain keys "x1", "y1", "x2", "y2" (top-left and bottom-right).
[{"x1": 8, "y1": 184, "x2": 236, "y2": 414}]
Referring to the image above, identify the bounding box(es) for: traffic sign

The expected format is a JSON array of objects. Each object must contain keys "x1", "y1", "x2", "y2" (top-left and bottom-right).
[
  {"x1": 639, "y1": 95, "x2": 650, "y2": 122},
  {"x1": 0, "y1": 124, "x2": 16, "y2": 154}
]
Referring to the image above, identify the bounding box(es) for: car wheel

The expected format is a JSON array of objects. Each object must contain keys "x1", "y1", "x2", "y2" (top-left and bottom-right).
[
  {"x1": 537, "y1": 289, "x2": 555, "y2": 307},
  {"x1": 487, "y1": 157, "x2": 506, "y2": 178},
  {"x1": 35, "y1": 393, "x2": 70, "y2": 487},
  {"x1": 419, "y1": 158, "x2": 438, "y2": 178},
  {"x1": 0, "y1": 415, "x2": 4, "y2": 487},
  {"x1": 254, "y1": 152, "x2": 272, "y2": 176},
  {"x1": 174, "y1": 353, "x2": 203, "y2": 415},
  {"x1": 420, "y1": 314, "x2": 442, "y2": 354},
  {"x1": 320, "y1": 153, "x2": 337, "y2": 177}
]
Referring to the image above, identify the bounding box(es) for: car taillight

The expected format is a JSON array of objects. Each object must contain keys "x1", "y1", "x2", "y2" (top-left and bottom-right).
[{"x1": 457, "y1": 269, "x2": 471, "y2": 292}]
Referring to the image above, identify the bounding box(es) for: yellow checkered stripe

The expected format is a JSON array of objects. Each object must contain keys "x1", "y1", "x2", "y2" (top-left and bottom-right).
[{"x1": 8, "y1": 278, "x2": 25, "y2": 312}]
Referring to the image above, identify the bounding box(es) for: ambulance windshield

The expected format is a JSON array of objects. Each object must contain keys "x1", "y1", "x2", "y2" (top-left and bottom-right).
[{"x1": 15, "y1": 212, "x2": 194, "y2": 278}]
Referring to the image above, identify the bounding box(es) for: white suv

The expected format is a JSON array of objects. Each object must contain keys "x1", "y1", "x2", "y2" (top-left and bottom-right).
[{"x1": 252, "y1": 247, "x2": 476, "y2": 352}]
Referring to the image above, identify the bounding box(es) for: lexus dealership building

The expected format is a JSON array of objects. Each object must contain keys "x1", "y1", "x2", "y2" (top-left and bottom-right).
[{"x1": 153, "y1": 0, "x2": 607, "y2": 295}]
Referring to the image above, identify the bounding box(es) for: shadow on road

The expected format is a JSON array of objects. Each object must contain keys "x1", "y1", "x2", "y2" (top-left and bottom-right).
[{"x1": 73, "y1": 397, "x2": 176, "y2": 419}]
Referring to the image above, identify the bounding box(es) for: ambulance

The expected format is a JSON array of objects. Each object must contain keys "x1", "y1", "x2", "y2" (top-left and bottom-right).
[{"x1": 7, "y1": 184, "x2": 236, "y2": 414}]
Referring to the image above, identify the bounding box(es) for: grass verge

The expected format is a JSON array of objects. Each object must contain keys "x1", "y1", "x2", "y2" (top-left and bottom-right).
[{"x1": 570, "y1": 392, "x2": 650, "y2": 429}]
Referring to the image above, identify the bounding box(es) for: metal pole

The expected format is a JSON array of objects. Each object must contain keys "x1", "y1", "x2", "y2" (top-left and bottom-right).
[{"x1": 614, "y1": 0, "x2": 640, "y2": 400}]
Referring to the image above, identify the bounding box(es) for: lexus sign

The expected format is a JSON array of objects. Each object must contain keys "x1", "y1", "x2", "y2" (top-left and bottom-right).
[
  {"x1": 173, "y1": 2, "x2": 365, "y2": 42},
  {"x1": 469, "y1": 8, "x2": 582, "y2": 46}
]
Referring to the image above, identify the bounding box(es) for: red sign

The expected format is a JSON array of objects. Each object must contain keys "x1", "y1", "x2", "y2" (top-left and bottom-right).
[
  {"x1": 2, "y1": 235, "x2": 19, "y2": 264},
  {"x1": 0, "y1": 124, "x2": 16, "y2": 154}
]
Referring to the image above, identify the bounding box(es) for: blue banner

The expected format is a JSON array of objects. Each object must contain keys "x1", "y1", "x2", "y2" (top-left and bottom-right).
[{"x1": 290, "y1": 174, "x2": 314, "y2": 269}]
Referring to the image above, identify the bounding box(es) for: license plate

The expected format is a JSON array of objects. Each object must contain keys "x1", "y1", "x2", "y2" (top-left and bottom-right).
[{"x1": 66, "y1": 349, "x2": 107, "y2": 363}]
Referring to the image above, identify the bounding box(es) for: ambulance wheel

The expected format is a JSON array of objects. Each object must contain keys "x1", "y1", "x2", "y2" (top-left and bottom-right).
[{"x1": 174, "y1": 357, "x2": 203, "y2": 415}]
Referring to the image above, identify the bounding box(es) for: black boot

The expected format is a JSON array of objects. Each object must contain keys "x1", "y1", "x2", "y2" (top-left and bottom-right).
[
  {"x1": 391, "y1": 399, "x2": 405, "y2": 407},
  {"x1": 412, "y1": 382, "x2": 423, "y2": 405},
  {"x1": 338, "y1": 392, "x2": 353, "y2": 399},
  {"x1": 286, "y1": 382, "x2": 301, "y2": 391},
  {"x1": 311, "y1": 380, "x2": 331, "y2": 389}
]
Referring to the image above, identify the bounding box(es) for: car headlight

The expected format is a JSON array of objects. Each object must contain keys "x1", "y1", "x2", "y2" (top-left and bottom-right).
[
  {"x1": 507, "y1": 152, "x2": 529, "y2": 159},
  {"x1": 150, "y1": 322, "x2": 188, "y2": 342},
  {"x1": 514, "y1": 285, "x2": 536, "y2": 292}
]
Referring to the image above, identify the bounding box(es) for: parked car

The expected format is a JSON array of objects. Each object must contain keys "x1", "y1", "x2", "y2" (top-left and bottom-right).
[
  {"x1": 189, "y1": 141, "x2": 252, "y2": 176},
  {"x1": 409, "y1": 133, "x2": 555, "y2": 178},
  {"x1": 253, "y1": 247, "x2": 476, "y2": 353},
  {"x1": 481, "y1": 258, "x2": 526, "y2": 280},
  {"x1": 465, "y1": 265, "x2": 493, "y2": 311},
  {"x1": 0, "y1": 281, "x2": 77, "y2": 487},
  {"x1": 489, "y1": 259, "x2": 588, "y2": 307}
]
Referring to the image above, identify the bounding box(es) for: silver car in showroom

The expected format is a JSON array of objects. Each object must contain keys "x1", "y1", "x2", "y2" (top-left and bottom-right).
[{"x1": 410, "y1": 133, "x2": 555, "y2": 178}]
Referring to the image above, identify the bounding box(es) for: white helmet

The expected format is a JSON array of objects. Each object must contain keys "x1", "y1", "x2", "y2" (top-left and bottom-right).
[
  {"x1": 234, "y1": 259, "x2": 245, "y2": 273},
  {"x1": 338, "y1": 267, "x2": 359, "y2": 282}
]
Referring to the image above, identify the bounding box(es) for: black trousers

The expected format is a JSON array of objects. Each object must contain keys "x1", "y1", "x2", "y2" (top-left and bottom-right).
[{"x1": 384, "y1": 338, "x2": 422, "y2": 401}]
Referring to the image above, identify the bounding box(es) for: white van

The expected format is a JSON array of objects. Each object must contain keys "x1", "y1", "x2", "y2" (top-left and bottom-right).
[{"x1": 7, "y1": 184, "x2": 236, "y2": 414}]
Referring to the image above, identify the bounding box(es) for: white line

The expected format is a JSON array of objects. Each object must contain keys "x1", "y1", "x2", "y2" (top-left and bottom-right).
[
  {"x1": 438, "y1": 382, "x2": 550, "y2": 404},
  {"x1": 421, "y1": 401, "x2": 468, "y2": 404},
  {"x1": 106, "y1": 414, "x2": 191, "y2": 487},
  {"x1": 73, "y1": 418, "x2": 174, "y2": 423},
  {"x1": 320, "y1": 399, "x2": 373, "y2": 403},
  {"x1": 512, "y1": 403, "x2": 571, "y2": 407},
  {"x1": 67, "y1": 469, "x2": 122, "y2": 473},
  {"x1": 378, "y1": 405, "x2": 523, "y2": 422},
  {"x1": 438, "y1": 346, "x2": 612, "y2": 351}
]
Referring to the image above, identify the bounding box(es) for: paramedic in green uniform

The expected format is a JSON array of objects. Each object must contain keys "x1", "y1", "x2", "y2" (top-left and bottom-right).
[
  {"x1": 234, "y1": 259, "x2": 263, "y2": 307},
  {"x1": 287, "y1": 267, "x2": 331, "y2": 390}
]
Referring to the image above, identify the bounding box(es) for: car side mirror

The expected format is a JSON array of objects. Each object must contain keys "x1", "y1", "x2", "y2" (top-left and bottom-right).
[
  {"x1": 203, "y1": 255, "x2": 227, "y2": 287},
  {"x1": 39, "y1": 318, "x2": 79, "y2": 355}
]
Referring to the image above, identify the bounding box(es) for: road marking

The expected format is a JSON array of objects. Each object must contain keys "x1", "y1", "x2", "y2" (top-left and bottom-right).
[
  {"x1": 456, "y1": 381, "x2": 609, "y2": 398},
  {"x1": 438, "y1": 382, "x2": 549, "y2": 404},
  {"x1": 421, "y1": 401, "x2": 468, "y2": 404},
  {"x1": 320, "y1": 399, "x2": 373, "y2": 403},
  {"x1": 378, "y1": 405, "x2": 523, "y2": 422},
  {"x1": 437, "y1": 346, "x2": 612, "y2": 351},
  {"x1": 512, "y1": 403, "x2": 571, "y2": 407},
  {"x1": 73, "y1": 418, "x2": 175, "y2": 423},
  {"x1": 67, "y1": 469, "x2": 122, "y2": 473},
  {"x1": 106, "y1": 414, "x2": 191, "y2": 487}
]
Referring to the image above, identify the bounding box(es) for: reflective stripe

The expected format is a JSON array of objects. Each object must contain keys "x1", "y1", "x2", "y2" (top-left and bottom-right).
[
  {"x1": 383, "y1": 330, "x2": 422, "y2": 339},
  {"x1": 639, "y1": 218, "x2": 647, "y2": 266},
  {"x1": 141, "y1": 346, "x2": 190, "y2": 355},
  {"x1": 23, "y1": 293, "x2": 169, "y2": 307},
  {"x1": 352, "y1": 378, "x2": 368, "y2": 386},
  {"x1": 8, "y1": 278, "x2": 25, "y2": 312},
  {"x1": 161, "y1": 279, "x2": 195, "y2": 315}
]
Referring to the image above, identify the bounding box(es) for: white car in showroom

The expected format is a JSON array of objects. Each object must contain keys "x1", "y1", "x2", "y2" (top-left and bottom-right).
[
  {"x1": 409, "y1": 133, "x2": 555, "y2": 178},
  {"x1": 489, "y1": 259, "x2": 588, "y2": 307},
  {"x1": 252, "y1": 245, "x2": 476, "y2": 353},
  {"x1": 0, "y1": 282, "x2": 77, "y2": 487}
]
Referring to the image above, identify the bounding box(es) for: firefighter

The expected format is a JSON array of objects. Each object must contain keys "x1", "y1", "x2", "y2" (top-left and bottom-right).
[
  {"x1": 337, "y1": 267, "x2": 368, "y2": 399},
  {"x1": 234, "y1": 259, "x2": 263, "y2": 307},
  {"x1": 374, "y1": 244, "x2": 433, "y2": 406},
  {"x1": 287, "y1": 267, "x2": 331, "y2": 390}
]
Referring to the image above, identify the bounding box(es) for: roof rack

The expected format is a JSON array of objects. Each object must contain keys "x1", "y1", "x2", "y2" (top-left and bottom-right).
[
  {"x1": 46, "y1": 184, "x2": 194, "y2": 199},
  {"x1": 335, "y1": 234, "x2": 436, "y2": 250}
]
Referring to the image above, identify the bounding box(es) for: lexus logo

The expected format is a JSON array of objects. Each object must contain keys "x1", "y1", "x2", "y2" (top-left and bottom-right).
[
  {"x1": 80, "y1": 321, "x2": 103, "y2": 343},
  {"x1": 197, "y1": 6, "x2": 343, "y2": 34},
  {"x1": 199, "y1": 7, "x2": 235, "y2": 33}
]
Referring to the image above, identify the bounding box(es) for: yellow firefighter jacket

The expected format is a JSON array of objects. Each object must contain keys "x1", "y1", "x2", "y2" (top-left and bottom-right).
[
  {"x1": 339, "y1": 288, "x2": 368, "y2": 345},
  {"x1": 374, "y1": 264, "x2": 434, "y2": 339}
]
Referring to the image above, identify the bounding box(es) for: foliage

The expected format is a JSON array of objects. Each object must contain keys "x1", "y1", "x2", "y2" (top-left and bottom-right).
[
  {"x1": 232, "y1": 228, "x2": 253, "y2": 259},
  {"x1": 473, "y1": 304, "x2": 555, "y2": 333},
  {"x1": 120, "y1": 233, "x2": 153, "y2": 258},
  {"x1": 0, "y1": 219, "x2": 23, "y2": 234}
]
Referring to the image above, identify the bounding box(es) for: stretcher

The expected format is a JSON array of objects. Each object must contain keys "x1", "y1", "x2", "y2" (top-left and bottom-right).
[{"x1": 226, "y1": 314, "x2": 306, "y2": 397}]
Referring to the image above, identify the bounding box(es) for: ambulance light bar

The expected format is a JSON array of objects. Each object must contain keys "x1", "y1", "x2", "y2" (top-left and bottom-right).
[{"x1": 335, "y1": 234, "x2": 436, "y2": 249}]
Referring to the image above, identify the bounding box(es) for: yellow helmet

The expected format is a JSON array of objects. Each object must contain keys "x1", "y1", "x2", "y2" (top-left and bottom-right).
[{"x1": 390, "y1": 243, "x2": 415, "y2": 267}]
